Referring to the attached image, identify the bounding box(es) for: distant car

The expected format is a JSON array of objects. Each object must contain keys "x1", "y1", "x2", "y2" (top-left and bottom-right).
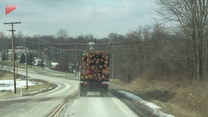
[
  {"x1": 33, "y1": 58, "x2": 42, "y2": 66},
  {"x1": 51, "y1": 62, "x2": 58, "y2": 68}
]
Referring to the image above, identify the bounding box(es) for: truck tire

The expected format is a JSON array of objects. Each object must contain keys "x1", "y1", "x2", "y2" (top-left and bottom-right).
[
  {"x1": 83, "y1": 91, "x2": 87, "y2": 96},
  {"x1": 100, "y1": 90, "x2": 108, "y2": 97},
  {"x1": 80, "y1": 90, "x2": 83, "y2": 96},
  {"x1": 80, "y1": 90, "x2": 87, "y2": 97},
  {"x1": 104, "y1": 91, "x2": 108, "y2": 96}
]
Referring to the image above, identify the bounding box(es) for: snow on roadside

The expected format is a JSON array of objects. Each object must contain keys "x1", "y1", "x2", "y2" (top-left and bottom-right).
[
  {"x1": 119, "y1": 91, "x2": 175, "y2": 117},
  {"x1": 0, "y1": 80, "x2": 36, "y2": 91}
]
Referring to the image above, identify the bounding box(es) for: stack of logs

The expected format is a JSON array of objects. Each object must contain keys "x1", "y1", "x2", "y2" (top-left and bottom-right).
[{"x1": 81, "y1": 51, "x2": 109, "y2": 80}]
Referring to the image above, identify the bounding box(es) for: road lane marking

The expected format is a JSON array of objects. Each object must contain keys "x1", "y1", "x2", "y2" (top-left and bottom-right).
[
  {"x1": 53, "y1": 103, "x2": 66, "y2": 117},
  {"x1": 48, "y1": 88, "x2": 78, "y2": 117},
  {"x1": 48, "y1": 103, "x2": 65, "y2": 117},
  {"x1": 67, "y1": 86, "x2": 78, "y2": 96},
  {"x1": 71, "y1": 88, "x2": 78, "y2": 96},
  {"x1": 112, "y1": 98, "x2": 133, "y2": 117}
]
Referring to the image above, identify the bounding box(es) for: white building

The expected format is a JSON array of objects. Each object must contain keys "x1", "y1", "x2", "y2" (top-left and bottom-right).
[
  {"x1": 8, "y1": 46, "x2": 25, "y2": 59},
  {"x1": 7, "y1": 46, "x2": 37, "y2": 60}
]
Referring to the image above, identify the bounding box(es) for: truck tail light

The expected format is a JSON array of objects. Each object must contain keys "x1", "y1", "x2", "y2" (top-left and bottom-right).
[
  {"x1": 101, "y1": 84, "x2": 106, "y2": 86},
  {"x1": 83, "y1": 83, "x2": 88, "y2": 86}
]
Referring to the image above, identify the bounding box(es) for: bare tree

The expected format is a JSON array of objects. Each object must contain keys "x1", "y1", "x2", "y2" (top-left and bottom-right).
[
  {"x1": 158, "y1": 0, "x2": 208, "y2": 81},
  {"x1": 57, "y1": 29, "x2": 68, "y2": 61},
  {"x1": 56, "y1": 29, "x2": 69, "y2": 71}
]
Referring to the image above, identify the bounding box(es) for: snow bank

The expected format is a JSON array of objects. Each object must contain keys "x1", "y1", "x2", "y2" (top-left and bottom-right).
[
  {"x1": 119, "y1": 91, "x2": 175, "y2": 117},
  {"x1": 0, "y1": 80, "x2": 35, "y2": 91}
]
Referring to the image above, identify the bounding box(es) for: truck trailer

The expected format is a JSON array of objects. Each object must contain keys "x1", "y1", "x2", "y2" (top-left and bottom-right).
[{"x1": 80, "y1": 51, "x2": 110, "y2": 96}]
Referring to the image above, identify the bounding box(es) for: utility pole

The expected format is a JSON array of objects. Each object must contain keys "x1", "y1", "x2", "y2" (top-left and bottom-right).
[
  {"x1": 61, "y1": 38, "x2": 63, "y2": 61},
  {"x1": 24, "y1": 38, "x2": 28, "y2": 90},
  {"x1": 38, "y1": 38, "x2": 40, "y2": 58},
  {"x1": 3, "y1": 22, "x2": 21, "y2": 93},
  {"x1": 75, "y1": 46, "x2": 78, "y2": 77},
  {"x1": 106, "y1": 37, "x2": 114, "y2": 79},
  {"x1": 112, "y1": 38, "x2": 114, "y2": 79},
  {"x1": 16, "y1": 58, "x2": 18, "y2": 78}
]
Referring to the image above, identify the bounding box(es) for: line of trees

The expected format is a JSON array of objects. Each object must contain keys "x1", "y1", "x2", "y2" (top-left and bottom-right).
[
  {"x1": 0, "y1": 23, "x2": 207, "y2": 82},
  {"x1": 19, "y1": 53, "x2": 34, "y2": 66}
]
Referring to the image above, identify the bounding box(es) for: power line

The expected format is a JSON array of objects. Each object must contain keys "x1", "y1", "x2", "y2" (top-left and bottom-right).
[{"x1": 13, "y1": 39, "x2": 152, "y2": 46}]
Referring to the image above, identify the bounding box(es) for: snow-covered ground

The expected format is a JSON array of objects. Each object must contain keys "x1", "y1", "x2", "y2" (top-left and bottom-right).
[
  {"x1": 0, "y1": 80, "x2": 36, "y2": 91},
  {"x1": 119, "y1": 91, "x2": 175, "y2": 117}
]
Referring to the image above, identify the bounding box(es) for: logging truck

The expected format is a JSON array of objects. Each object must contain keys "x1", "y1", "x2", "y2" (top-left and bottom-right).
[{"x1": 80, "y1": 51, "x2": 110, "y2": 96}]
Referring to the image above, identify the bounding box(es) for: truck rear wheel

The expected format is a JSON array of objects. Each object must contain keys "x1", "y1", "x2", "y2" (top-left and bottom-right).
[
  {"x1": 100, "y1": 90, "x2": 108, "y2": 97},
  {"x1": 80, "y1": 90, "x2": 87, "y2": 97},
  {"x1": 80, "y1": 90, "x2": 83, "y2": 96}
]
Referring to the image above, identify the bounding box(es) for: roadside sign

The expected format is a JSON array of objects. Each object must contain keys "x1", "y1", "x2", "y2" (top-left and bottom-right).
[{"x1": 5, "y1": 5, "x2": 17, "y2": 16}]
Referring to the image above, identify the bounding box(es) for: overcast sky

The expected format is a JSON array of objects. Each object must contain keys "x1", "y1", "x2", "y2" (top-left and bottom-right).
[{"x1": 0, "y1": 0, "x2": 156, "y2": 38}]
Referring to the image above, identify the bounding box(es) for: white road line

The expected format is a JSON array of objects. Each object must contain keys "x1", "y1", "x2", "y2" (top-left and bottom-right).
[{"x1": 111, "y1": 98, "x2": 138, "y2": 117}]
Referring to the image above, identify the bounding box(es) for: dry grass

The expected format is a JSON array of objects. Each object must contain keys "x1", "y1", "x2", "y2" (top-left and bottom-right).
[
  {"x1": 0, "y1": 74, "x2": 14, "y2": 80},
  {"x1": 0, "y1": 83, "x2": 53, "y2": 99},
  {"x1": 111, "y1": 78, "x2": 208, "y2": 117}
]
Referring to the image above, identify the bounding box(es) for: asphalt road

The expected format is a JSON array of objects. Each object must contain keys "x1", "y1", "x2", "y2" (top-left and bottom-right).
[
  {"x1": 0, "y1": 68, "x2": 138, "y2": 117},
  {"x1": 59, "y1": 93, "x2": 137, "y2": 117}
]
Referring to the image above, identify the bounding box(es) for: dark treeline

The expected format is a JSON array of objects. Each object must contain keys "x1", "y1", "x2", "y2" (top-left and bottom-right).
[{"x1": 0, "y1": 22, "x2": 207, "y2": 83}]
